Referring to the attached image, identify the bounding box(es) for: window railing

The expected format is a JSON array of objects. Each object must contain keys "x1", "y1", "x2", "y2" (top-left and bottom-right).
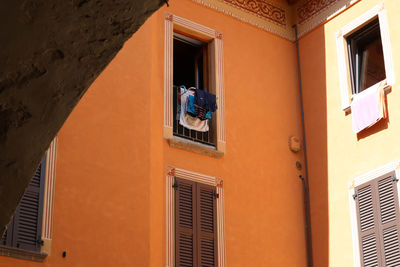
[{"x1": 173, "y1": 86, "x2": 215, "y2": 147}]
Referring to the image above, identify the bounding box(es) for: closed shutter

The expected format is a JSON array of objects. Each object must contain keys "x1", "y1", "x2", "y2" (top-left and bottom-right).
[
  {"x1": 0, "y1": 157, "x2": 46, "y2": 252},
  {"x1": 355, "y1": 173, "x2": 400, "y2": 267},
  {"x1": 196, "y1": 183, "x2": 217, "y2": 267},
  {"x1": 1, "y1": 219, "x2": 14, "y2": 247},
  {"x1": 376, "y1": 175, "x2": 400, "y2": 267},
  {"x1": 0, "y1": 229, "x2": 6, "y2": 245},
  {"x1": 356, "y1": 182, "x2": 382, "y2": 266},
  {"x1": 175, "y1": 178, "x2": 217, "y2": 267},
  {"x1": 175, "y1": 178, "x2": 197, "y2": 267}
]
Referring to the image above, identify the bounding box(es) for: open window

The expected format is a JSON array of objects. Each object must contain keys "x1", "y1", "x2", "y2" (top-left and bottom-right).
[
  {"x1": 347, "y1": 19, "x2": 386, "y2": 95},
  {"x1": 336, "y1": 5, "x2": 395, "y2": 110},
  {"x1": 173, "y1": 33, "x2": 215, "y2": 146},
  {"x1": 173, "y1": 33, "x2": 208, "y2": 94},
  {"x1": 164, "y1": 13, "x2": 225, "y2": 158}
]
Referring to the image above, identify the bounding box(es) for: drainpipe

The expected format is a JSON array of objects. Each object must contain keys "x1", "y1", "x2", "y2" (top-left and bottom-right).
[{"x1": 293, "y1": 24, "x2": 314, "y2": 267}]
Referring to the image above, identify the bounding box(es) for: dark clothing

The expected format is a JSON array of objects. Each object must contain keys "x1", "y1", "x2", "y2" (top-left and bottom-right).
[
  {"x1": 194, "y1": 89, "x2": 217, "y2": 113},
  {"x1": 194, "y1": 105, "x2": 207, "y2": 120}
]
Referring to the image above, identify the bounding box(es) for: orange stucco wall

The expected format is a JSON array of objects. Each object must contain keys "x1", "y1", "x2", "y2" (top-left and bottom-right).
[
  {"x1": 0, "y1": 1, "x2": 308, "y2": 266},
  {"x1": 150, "y1": 1, "x2": 308, "y2": 266},
  {"x1": 0, "y1": 11, "x2": 155, "y2": 267},
  {"x1": 300, "y1": 0, "x2": 400, "y2": 266},
  {"x1": 299, "y1": 24, "x2": 329, "y2": 267}
]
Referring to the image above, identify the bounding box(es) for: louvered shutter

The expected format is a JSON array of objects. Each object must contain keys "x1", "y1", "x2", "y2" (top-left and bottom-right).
[
  {"x1": 355, "y1": 173, "x2": 400, "y2": 267},
  {"x1": 175, "y1": 178, "x2": 197, "y2": 267},
  {"x1": 196, "y1": 183, "x2": 217, "y2": 267},
  {"x1": 0, "y1": 228, "x2": 6, "y2": 245},
  {"x1": 1, "y1": 218, "x2": 14, "y2": 247},
  {"x1": 376, "y1": 175, "x2": 400, "y2": 267},
  {"x1": 355, "y1": 181, "x2": 382, "y2": 266},
  {"x1": 10, "y1": 158, "x2": 46, "y2": 252}
]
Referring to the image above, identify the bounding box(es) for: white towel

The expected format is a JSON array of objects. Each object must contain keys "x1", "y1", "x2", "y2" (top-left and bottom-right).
[{"x1": 351, "y1": 81, "x2": 386, "y2": 133}]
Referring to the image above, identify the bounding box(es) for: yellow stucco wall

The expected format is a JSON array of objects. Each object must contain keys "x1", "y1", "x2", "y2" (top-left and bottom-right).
[{"x1": 301, "y1": 0, "x2": 400, "y2": 266}]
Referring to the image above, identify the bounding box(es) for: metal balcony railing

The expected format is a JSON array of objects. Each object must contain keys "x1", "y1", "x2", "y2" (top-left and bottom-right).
[{"x1": 173, "y1": 86, "x2": 215, "y2": 147}]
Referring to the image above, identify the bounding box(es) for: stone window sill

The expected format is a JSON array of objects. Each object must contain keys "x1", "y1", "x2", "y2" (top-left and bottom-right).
[
  {"x1": 168, "y1": 136, "x2": 224, "y2": 158},
  {"x1": 0, "y1": 246, "x2": 47, "y2": 262}
]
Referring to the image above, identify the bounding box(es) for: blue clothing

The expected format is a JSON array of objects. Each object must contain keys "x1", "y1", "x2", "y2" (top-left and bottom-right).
[{"x1": 187, "y1": 94, "x2": 196, "y2": 115}]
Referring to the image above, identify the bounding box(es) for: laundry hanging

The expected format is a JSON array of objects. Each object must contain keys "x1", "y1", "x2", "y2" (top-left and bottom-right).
[
  {"x1": 351, "y1": 80, "x2": 387, "y2": 133},
  {"x1": 178, "y1": 86, "x2": 209, "y2": 132}
]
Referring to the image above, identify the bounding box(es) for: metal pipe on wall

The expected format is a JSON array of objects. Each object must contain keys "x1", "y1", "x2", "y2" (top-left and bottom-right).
[{"x1": 293, "y1": 24, "x2": 314, "y2": 267}]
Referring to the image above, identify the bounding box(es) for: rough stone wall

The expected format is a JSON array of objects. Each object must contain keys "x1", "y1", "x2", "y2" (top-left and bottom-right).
[{"x1": 0, "y1": 0, "x2": 165, "y2": 236}]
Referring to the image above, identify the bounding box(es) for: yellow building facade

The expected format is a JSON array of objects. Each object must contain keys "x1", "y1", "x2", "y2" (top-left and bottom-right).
[{"x1": 301, "y1": 0, "x2": 400, "y2": 266}]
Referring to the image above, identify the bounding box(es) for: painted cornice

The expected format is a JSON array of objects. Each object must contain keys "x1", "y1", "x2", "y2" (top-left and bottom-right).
[{"x1": 191, "y1": 0, "x2": 360, "y2": 40}]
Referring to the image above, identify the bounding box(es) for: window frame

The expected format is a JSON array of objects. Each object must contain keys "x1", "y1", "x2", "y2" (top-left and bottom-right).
[
  {"x1": 164, "y1": 13, "x2": 225, "y2": 157},
  {"x1": 336, "y1": 4, "x2": 395, "y2": 111},
  {"x1": 172, "y1": 34, "x2": 214, "y2": 147},
  {"x1": 0, "y1": 137, "x2": 58, "y2": 261},
  {"x1": 348, "y1": 160, "x2": 400, "y2": 267},
  {"x1": 347, "y1": 19, "x2": 384, "y2": 95},
  {"x1": 166, "y1": 167, "x2": 226, "y2": 267}
]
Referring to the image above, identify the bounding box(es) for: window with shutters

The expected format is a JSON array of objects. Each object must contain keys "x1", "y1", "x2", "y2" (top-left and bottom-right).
[
  {"x1": 350, "y1": 164, "x2": 400, "y2": 267},
  {"x1": 166, "y1": 167, "x2": 226, "y2": 267},
  {"x1": 336, "y1": 5, "x2": 395, "y2": 111},
  {"x1": 175, "y1": 178, "x2": 217, "y2": 267},
  {"x1": 0, "y1": 137, "x2": 58, "y2": 261},
  {"x1": 164, "y1": 13, "x2": 225, "y2": 158},
  {"x1": 1, "y1": 157, "x2": 46, "y2": 254}
]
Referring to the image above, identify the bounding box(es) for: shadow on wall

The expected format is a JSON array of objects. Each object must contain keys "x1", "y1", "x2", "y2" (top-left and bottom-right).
[{"x1": 299, "y1": 25, "x2": 329, "y2": 267}]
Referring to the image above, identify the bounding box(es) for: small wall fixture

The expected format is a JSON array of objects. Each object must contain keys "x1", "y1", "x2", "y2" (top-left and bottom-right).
[
  {"x1": 296, "y1": 161, "x2": 302, "y2": 170},
  {"x1": 289, "y1": 136, "x2": 301, "y2": 152}
]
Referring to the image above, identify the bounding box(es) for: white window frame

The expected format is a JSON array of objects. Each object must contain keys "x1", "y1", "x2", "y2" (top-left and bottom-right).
[
  {"x1": 163, "y1": 13, "x2": 225, "y2": 156},
  {"x1": 41, "y1": 137, "x2": 58, "y2": 256},
  {"x1": 348, "y1": 160, "x2": 400, "y2": 267},
  {"x1": 0, "y1": 137, "x2": 58, "y2": 261},
  {"x1": 336, "y1": 4, "x2": 395, "y2": 111},
  {"x1": 166, "y1": 166, "x2": 226, "y2": 267}
]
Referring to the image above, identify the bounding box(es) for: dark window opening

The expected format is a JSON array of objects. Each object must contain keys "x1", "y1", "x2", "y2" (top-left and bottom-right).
[
  {"x1": 347, "y1": 19, "x2": 386, "y2": 94},
  {"x1": 173, "y1": 33, "x2": 215, "y2": 146}
]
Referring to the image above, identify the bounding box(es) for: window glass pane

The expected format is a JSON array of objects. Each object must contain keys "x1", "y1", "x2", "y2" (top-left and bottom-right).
[
  {"x1": 347, "y1": 19, "x2": 386, "y2": 94},
  {"x1": 359, "y1": 38, "x2": 386, "y2": 92}
]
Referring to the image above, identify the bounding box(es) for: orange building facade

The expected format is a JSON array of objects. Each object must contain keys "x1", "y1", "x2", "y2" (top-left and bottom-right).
[{"x1": 1, "y1": 0, "x2": 400, "y2": 266}]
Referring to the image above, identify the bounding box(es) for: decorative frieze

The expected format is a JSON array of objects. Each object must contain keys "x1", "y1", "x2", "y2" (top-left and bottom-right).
[
  {"x1": 190, "y1": 0, "x2": 362, "y2": 40},
  {"x1": 297, "y1": 0, "x2": 338, "y2": 24},
  {"x1": 222, "y1": 0, "x2": 286, "y2": 26}
]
